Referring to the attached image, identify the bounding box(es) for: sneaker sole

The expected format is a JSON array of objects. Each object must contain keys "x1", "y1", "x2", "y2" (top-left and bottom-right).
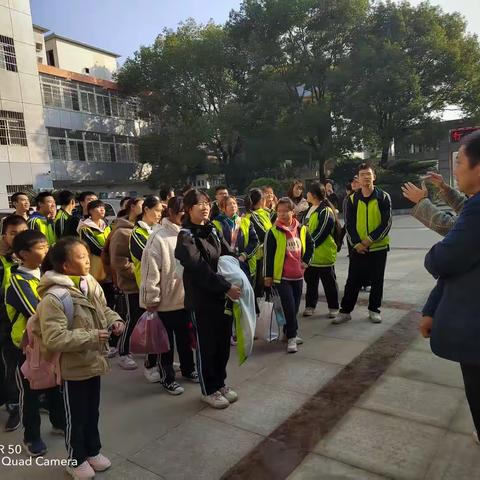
[
  {"x1": 144, "y1": 376, "x2": 161, "y2": 383},
  {"x1": 4, "y1": 424, "x2": 20, "y2": 432},
  {"x1": 331, "y1": 318, "x2": 351, "y2": 325},
  {"x1": 202, "y1": 400, "x2": 230, "y2": 409},
  {"x1": 89, "y1": 462, "x2": 112, "y2": 472},
  {"x1": 23, "y1": 441, "x2": 47, "y2": 457},
  {"x1": 118, "y1": 362, "x2": 138, "y2": 370},
  {"x1": 163, "y1": 387, "x2": 184, "y2": 396}
]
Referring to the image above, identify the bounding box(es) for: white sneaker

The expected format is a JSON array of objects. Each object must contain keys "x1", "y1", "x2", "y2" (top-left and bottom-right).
[
  {"x1": 295, "y1": 336, "x2": 304, "y2": 345},
  {"x1": 332, "y1": 313, "x2": 352, "y2": 325},
  {"x1": 219, "y1": 386, "x2": 238, "y2": 403},
  {"x1": 106, "y1": 346, "x2": 117, "y2": 358},
  {"x1": 118, "y1": 354, "x2": 138, "y2": 370},
  {"x1": 202, "y1": 391, "x2": 230, "y2": 409},
  {"x1": 144, "y1": 367, "x2": 161, "y2": 383},
  {"x1": 303, "y1": 307, "x2": 315, "y2": 317},
  {"x1": 66, "y1": 460, "x2": 95, "y2": 479},
  {"x1": 368, "y1": 311, "x2": 382, "y2": 323},
  {"x1": 328, "y1": 309, "x2": 339, "y2": 319},
  {"x1": 473, "y1": 431, "x2": 480, "y2": 445},
  {"x1": 87, "y1": 453, "x2": 111, "y2": 472},
  {"x1": 287, "y1": 338, "x2": 298, "y2": 353}
]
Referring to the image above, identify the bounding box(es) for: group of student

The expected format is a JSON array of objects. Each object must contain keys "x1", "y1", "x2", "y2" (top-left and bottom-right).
[{"x1": 0, "y1": 164, "x2": 392, "y2": 479}]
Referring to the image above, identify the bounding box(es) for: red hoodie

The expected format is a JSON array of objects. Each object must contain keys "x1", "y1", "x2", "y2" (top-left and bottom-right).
[{"x1": 275, "y1": 218, "x2": 304, "y2": 281}]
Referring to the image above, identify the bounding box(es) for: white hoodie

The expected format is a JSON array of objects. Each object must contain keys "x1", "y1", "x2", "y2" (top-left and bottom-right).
[{"x1": 139, "y1": 218, "x2": 185, "y2": 312}]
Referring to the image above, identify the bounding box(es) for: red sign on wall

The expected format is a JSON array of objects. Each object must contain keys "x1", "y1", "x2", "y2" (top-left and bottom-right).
[{"x1": 450, "y1": 127, "x2": 480, "y2": 143}]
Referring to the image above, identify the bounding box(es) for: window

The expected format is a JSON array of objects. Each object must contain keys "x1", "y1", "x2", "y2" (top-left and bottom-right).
[
  {"x1": 62, "y1": 84, "x2": 80, "y2": 111},
  {"x1": 42, "y1": 81, "x2": 62, "y2": 107},
  {"x1": 7, "y1": 185, "x2": 33, "y2": 208},
  {"x1": 80, "y1": 86, "x2": 97, "y2": 114},
  {"x1": 69, "y1": 140, "x2": 86, "y2": 161},
  {"x1": 0, "y1": 111, "x2": 27, "y2": 146},
  {"x1": 47, "y1": 128, "x2": 138, "y2": 164},
  {"x1": 50, "y1": 138, "x2": 68, "y2": 160},
  {"x1": 84, "y1": 68, "x2": 90, "y2": 74},
  {"x1": 35, "y1": 42, "x2": 43, "y2": 52},
  {"x1": 47, "y1": 49, "x2": 55, "y2": 66},
  {"x1": 37, "y1": 57, "x2": 43, "y2": 64},
  {"x1": 0, "y1": 35, "x2": 17, "y2": 72}
]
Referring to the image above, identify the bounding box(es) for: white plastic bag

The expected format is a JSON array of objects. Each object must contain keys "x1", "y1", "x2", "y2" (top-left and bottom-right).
[{"x1": 255, "y1": 298, "x2": 279, "y2": 342}]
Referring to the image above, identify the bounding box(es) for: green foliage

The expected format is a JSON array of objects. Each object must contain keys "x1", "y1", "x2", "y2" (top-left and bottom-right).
[
  {"x1": 245, "y1": 177, "x2": 286, "y2": 195},
  {"x1": 116, "y1": 0, "x2": 480, "y2": 190}
]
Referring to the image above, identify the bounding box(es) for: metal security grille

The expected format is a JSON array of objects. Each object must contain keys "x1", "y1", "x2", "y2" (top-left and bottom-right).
[
  {"x1": 0, "y1": 35, "x2": 17, "y2": 72},
  {"x1": 6, "y1": 185, "x2": 33, "y2": 208},
  {"x1": 0, "y1": 111, "x2": 28, "y2": 146}
]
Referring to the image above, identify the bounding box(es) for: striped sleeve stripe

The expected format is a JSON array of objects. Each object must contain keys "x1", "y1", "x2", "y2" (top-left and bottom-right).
[
  {"x1": 81, "y1": 229, "x2": 103, "y2": 250},
  {"x1": 312, "y1": 210, "x2": 330, "y2": 243},
  {"x1": 11, "y1": 276, "x2": 37, "y2": 317}
]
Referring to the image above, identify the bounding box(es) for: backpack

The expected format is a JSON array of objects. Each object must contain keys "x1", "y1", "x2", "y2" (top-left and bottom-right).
[
  {"x1": 332, "y1": 217, "x2": 344, "y2": 252},
  {"x1": 20, "y1": 287, "x2": 75, "y2": 390}
]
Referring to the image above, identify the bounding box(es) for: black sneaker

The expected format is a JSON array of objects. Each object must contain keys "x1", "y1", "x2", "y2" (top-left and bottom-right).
[
  {"x1": 182, "y1": 371, "x2": 200, "y2": 383},
  {"x1": 4, "y1": 408, "x2": 20, "y2": 432},
  {"x1": 161, "y1": 381, "x2": 185, "y2": 396},
  {"x1": 23, "y1": 438, "x2": 47, "y2": 457}
]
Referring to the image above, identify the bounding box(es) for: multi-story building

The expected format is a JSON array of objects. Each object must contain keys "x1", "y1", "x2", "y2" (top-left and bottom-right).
[{"x1": 0, "y1": 0, "x2": 152, "y2": 208}]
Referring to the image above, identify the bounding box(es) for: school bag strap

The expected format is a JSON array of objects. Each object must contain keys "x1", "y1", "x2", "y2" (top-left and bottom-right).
[{"x1": 44, "y1": 287, "x2": 75, "y2": 329}]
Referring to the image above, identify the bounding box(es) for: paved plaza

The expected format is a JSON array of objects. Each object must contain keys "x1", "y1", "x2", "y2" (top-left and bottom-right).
[{"x1": 1, "y1": 215, "x2": 478, "y2": 480}]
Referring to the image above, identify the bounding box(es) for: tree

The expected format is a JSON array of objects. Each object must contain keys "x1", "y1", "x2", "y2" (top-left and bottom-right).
[
  {"x1": 335, "y1": 1, "x2": 480, "y2": 167},
  {"x1": 227, "y1": 0, "x2": 370, "y2": 181},
  {"x1": 116, "y1": 20, "x2": 246, "y2": 187}
]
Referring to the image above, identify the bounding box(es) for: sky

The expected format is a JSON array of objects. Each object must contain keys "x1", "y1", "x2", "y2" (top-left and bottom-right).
[{"x1": 30, "y1": 0, "x2": 480, "y2": 64}]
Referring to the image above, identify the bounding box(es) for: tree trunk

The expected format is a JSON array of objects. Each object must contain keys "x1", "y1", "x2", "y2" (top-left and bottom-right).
[{"x1": 380, "y1": 143, "x2": 390, "y2": 168}]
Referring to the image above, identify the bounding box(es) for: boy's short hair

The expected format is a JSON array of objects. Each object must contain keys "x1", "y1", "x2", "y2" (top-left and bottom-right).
[
  {"x1": 358, "y1": 163, "x2": 375, "y2": 174},
  {"x1": 1, "y1": 215, "x2": 28, "y2": 235},
  {"x1": 56, "y1": 190, "x2": 75, "y2": 207},
  {"x1": 11, "y1": 192, "x2": 29, "y2": 204},
  {"x1": 78, "y1": 191, "x2": 96, "y2": 203},
  {"x1": 12, "y1": 230, "x2": 47, "y2": 259},
  {"x1": 215, "y1": 185, "x2": 228, "y2": 193},
  {"x1": 35, "y1": 191, "x2": 54, "y2": 207}
]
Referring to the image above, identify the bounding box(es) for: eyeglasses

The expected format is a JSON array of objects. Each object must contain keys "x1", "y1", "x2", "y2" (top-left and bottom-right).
[{"x1": 195, "y1": 202, "x2": 210, "y2": 207}]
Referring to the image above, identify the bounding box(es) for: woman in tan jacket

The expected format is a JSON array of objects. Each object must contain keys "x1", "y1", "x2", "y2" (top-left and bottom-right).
[
  {"x1": 37, "y1": 237, "x2": 124, "y2": 480},
  {"x1": 108, "y1": 198, "x2": 143, "y2": 370}
]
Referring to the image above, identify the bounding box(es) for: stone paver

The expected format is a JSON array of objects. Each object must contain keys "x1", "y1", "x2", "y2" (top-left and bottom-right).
[
  {"x1": 200, "y1": 382, "x2": 308, "y2": 436},
  {"x1": 296, "y1": 335, "x2": 369, "y2": 366},
  {"x1": 450, "y1": 399, "x2": 475, "y2": 435},
  {"x1": 425, "y1": 431, "x2": 480, "y2": 480},
  {"x1": 287, "y1": 453, "x2": 388, "y2": 480},
  {"x1": 357, "y1": 375, "x2": 464, "y2": 428},
  {"x1": 254, "y1": 355, "x2": 342, "y2": 396},
  {"x1": 314, "y1": 407, "x2": 446, "y2": 480},
  {"x1": 388, "y1": 349, "x2": 464, "y2": 388},
  {"x1": 130, "y1": 415, "x2": 262, "y2": 480}
]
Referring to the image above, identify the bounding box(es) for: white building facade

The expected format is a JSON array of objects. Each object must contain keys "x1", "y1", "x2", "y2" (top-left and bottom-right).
[{"x1": 0, "y1": 0, "x2": 152, "y2": 208}]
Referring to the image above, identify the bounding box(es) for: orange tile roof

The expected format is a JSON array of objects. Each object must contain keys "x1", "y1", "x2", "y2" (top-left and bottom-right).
[{"x1": 37, "y1": 63, "x2": 118, "y2": 90}]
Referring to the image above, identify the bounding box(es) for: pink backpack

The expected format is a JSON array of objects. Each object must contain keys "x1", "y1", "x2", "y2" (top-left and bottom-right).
[{"x1": 21, "y1": 287, "x2": 75, "y2": 390}]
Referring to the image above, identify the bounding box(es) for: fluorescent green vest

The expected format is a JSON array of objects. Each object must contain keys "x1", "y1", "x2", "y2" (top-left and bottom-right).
[
  {"x1": 130, "y1": 225, "x2": 150, "y2": 288},
  {"x1": 352, "y1": 194, "x2": 390, "y2": 251},
  {"x1": 212, "y1": 217, "x2": 257, "y2": 277},
  {"x1": 307, "y1": 207, "x2": 337, "y2": 267},
  {"x1": 270, "y1": 225, "x2": 307, "y2": 284}
]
